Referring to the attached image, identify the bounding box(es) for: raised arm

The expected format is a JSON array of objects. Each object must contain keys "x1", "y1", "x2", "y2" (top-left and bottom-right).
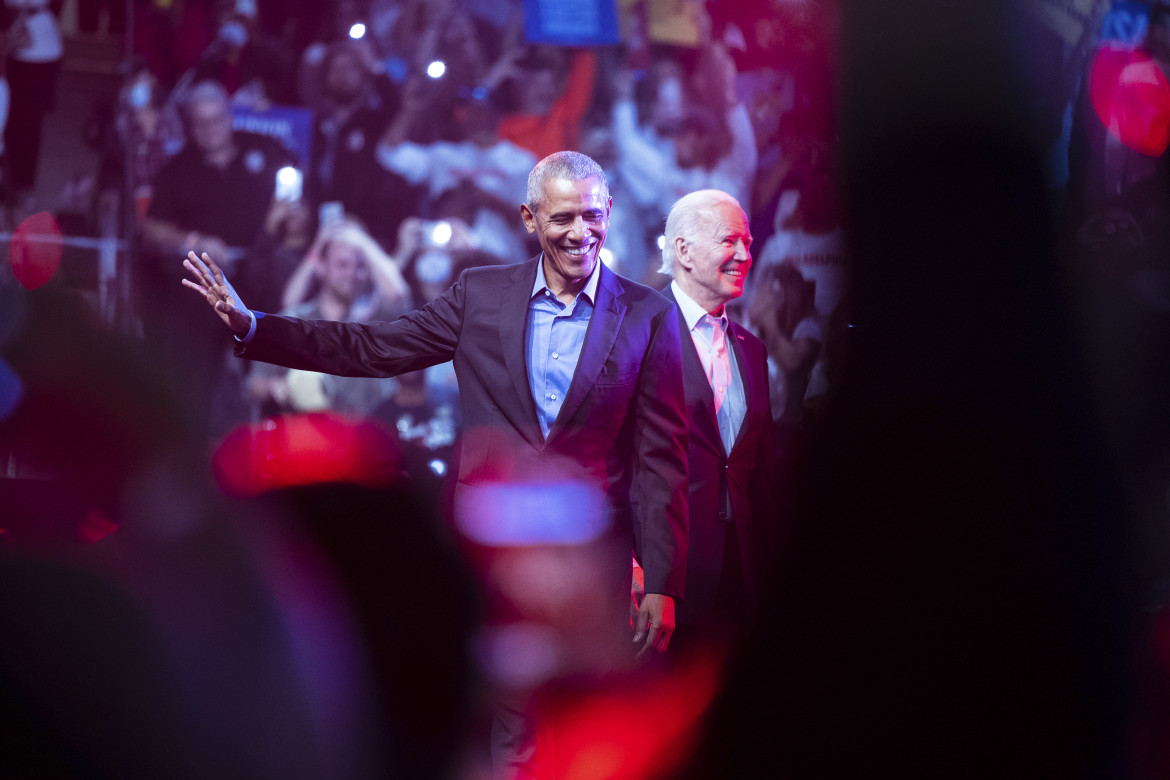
[{"x1": 181, "y1": 251, "x2": 253, "y2": 334}]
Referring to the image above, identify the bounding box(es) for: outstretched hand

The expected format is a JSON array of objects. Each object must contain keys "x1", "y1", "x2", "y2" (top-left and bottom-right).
[{"x1": 181, "y1": 251, "x2": 253, "y2": 335}]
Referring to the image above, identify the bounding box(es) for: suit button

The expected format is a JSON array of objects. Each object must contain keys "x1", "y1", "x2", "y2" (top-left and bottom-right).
[{"x1": 716, "y1": 512, "x2": 729, "y2": 522}]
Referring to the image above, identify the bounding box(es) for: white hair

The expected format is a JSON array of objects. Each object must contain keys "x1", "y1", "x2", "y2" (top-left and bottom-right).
[
  {"x1": 659, "y1": 189, "x2": 743, "y2": 276},
  {"x1": 182, "y1": 80, "x2": 231, "y2": 118}
]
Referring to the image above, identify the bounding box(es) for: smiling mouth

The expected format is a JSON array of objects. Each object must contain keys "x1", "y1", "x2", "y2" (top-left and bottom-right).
[{"x1": 563, "y1": 245, "x2": 594, "y2": 257}]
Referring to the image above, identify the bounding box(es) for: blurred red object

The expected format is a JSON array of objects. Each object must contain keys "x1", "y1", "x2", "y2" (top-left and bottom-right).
[
  {"x1": 212, "y1": 412, "x2": 403, "y2": 497},
  {"x1": 77, "y1": 510, "x2": 120, "y2": 544},
  {"x1": 10, "y1": 212, "x2": 62, "y2": 290},
  {"x1": 530, "y1": 650, "x2": 723, "y2": 780},
  {"x1": 1090, "y1": 45, "x2": 1170, "y2": 157}
]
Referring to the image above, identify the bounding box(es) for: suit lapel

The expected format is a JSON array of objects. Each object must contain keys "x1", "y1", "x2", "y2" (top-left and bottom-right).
[
  {"x1": 664, "y1": 286, "x2": 725, "y2": 455},
  {"x1": 546, "y1": 265, "x2": 626, "y2": 443},
  {"x1": 499, "y1": 257, "x2": 544, "y2": 448}
]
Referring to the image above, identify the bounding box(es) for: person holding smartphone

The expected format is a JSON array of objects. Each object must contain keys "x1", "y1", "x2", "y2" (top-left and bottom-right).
[{"x1": 142, "y1": 80, "x2": 295, "y2": 441}]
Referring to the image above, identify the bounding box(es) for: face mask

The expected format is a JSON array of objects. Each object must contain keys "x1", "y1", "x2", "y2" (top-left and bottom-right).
[
  {"x1": 218, "y1": 21, "x2": 248, "y2": 48},
  {"x1": 128, "y1": 80, "x2": 151, "y2": 109}
]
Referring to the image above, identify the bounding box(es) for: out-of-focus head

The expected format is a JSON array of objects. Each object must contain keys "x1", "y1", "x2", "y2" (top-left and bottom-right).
[
  {"x1": 521, "y1": 152, "x2": 611, "y2": 290},
  {"x1": 214, "y1": 0, "x2": 256, "y2": 49},
  {"x1": 281, "y1": 201, "x2": 313, "y2": 242},
  {"x1": 183, "y1": 81, "x2": 234, "y2": 156},
  {"x1": 647, "y1": 58, "x2": 686, "y2": 134},
  {"x1": 125, "y1": 57, "x2": 159, "y2": 110},
  {"x1": 690, "y1": 42, "x2": 736, "y2": 109},
  {"x1": 457, "y1": 88, "x2": 502, "y2": 147},
  {"x1": 1148, "y1": 1, "x2": 1170, "y2": 62},
  {"x1": 322, "y1": 42, "x2": 368, "y2": 103},
  {"x1": 316, "y1": 223, "x2": 383, "y2": 303},
  {"x1": 754, "y1": 261, "x2": 816, "y2": 331},
  {"x1": 661, "y1": 189, "x2": 752, "y2": 313},
  {"x1": 674, "y1": 107, "x2": 728, "y2": 170},
  {"x1": 515, "y1": 48, "x2": 564, "y2": 114},
  {"x1": 319, "y1": 239, "x2": 364, "y2": 303}
]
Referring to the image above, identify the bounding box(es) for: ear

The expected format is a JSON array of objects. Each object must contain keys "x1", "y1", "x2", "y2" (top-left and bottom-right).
[
  {"x1": 519, "y1": 203, "x2": 537, "y2": 235},
  {"x1": 673, "y1": 236, "x2": 692, "y2": 270}
]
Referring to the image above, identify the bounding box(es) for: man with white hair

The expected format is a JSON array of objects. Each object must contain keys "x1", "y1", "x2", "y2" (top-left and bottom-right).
[
  {"x1": 659, "y1": 189, "x2": 776, "y2": 651},
  {"x1": 145, "y1": 80, "x2": 296, "y2": 441},
  {"x1": 145, "y1": 80, "x2": 294, "y2": 269}
]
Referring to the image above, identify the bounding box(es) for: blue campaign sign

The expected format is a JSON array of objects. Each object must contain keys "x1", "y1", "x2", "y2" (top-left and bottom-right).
[
  {"x1": 230, "y1": 104, "x2": 314, "y2": 167},
  {"x1": 523, "y1": 0, "x2": 619, "y2": 46},
  {"x1": 1100, "y1": 1, "x2": 1148, "y2": 45}
]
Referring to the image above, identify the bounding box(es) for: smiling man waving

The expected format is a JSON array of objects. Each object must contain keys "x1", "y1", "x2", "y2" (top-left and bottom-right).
[{"x1": 181, "y1": 151, "x2": 690, "y2": 777}]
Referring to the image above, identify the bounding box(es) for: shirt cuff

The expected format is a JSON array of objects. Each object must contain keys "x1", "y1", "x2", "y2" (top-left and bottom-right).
[{"x1": 234, "y1": 309, "x2": 259, "y2": 344}]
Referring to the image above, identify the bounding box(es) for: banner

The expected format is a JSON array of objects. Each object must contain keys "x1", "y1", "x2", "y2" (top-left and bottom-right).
[
  {"x1": 523, "y1": 0, "x2": 619, "y2": 46},
  {"x1": 230, "y1": 104, "x2": 314, "y2": 167}
]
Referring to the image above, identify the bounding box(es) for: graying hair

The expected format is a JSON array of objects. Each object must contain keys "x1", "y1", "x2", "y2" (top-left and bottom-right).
[
  {"x1": 182, "y1": 80, "x2": 231, "y2": 119},
  {"x1": 525, "y1": 151, "x2": 609, "y2": 211},
  {"x1": 659, "y1": 189, "x2": 742, "y2": 276}
]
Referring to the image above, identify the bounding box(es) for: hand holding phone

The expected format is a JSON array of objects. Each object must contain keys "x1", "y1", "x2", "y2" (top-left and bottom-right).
[{"x1": 275, "y1": 166, "x2": 303, "y2": 202}]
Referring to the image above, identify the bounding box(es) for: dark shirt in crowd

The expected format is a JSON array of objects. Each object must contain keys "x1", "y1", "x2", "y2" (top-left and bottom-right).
[{"x1": 148, "y1": 130, "x2": 294, "y2": 248}]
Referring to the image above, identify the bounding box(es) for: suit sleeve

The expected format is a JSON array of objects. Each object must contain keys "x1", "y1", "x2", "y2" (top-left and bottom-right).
[
  {"x1": 235, "y1": 270, "x2": 468, "y2": 377},
  {"x1": 630, "y1": 302, "x2": 690, "y2": 598}
]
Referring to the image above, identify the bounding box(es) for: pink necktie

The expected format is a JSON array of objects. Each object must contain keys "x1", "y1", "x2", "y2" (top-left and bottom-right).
[{"x1": 707, "y1": 314, "x2": 732, "y2": 416}]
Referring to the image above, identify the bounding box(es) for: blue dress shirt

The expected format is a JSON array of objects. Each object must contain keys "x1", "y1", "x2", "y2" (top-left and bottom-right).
[{"x1": 526, "y1": 256, "x2": 602, "y2": 439}]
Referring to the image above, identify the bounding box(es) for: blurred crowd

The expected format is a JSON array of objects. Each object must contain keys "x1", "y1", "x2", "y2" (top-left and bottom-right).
[
  {"x1": 6, "y1": 0, "x2": 843, "y2": 486},
  {"x1": 1, "y1": 4, "x2": 844, "y2": 775},
  {"x1": 9, "y1": 0, "x2": 1170, "y2": 777}
]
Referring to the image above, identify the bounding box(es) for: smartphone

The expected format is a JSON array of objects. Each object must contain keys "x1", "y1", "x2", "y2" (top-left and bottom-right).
[
  {"x1": 424, "y1": 220, "x2": 452, "y2": 247},
  {"x1": 275, "y1": 166, "x2": 303, "y2": 202}
]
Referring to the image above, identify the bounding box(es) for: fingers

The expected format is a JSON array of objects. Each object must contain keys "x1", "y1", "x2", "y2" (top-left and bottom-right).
[
  {"x1": 655, "y1": 625, "x2": 672, "y2": 654},
  {"x1": 632, "y1": 594, "x2": 675, "y2": 659},
  {"x1": 202, "y1": 252, "x2": 226, "y2": 285},
  {"x1": 185, "y1": 251, "x2": 215, "y2": 287},
  {"x1": 180, "y1": 278, "x2": 205, "y2": 294},
  {"x1": 631, "y1": 607, "x2": 655, "y2": 659},
  {"x1": 634, "y1": 621, "x2": 671, "y2": 660}
]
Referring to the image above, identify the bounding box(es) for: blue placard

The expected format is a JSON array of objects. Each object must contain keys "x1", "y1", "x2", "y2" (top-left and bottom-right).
[
  {"x1": 230, "y1": 104, "x2": 314, "y2": 167},
  {"x1": 1100, "y1": 1, "x2": 1149, "y2": 45},
  {"x1": 523, "y1": 0, "x2": 619, "y2": 46}
]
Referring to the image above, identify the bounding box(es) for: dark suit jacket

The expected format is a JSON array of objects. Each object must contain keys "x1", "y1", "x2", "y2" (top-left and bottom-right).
[
  {"x1": 238, "y1": 256, "x2": 690, "y2": 600},
  {"x1": 662, "y1": 285, "x2": 775, "y2": 627}
]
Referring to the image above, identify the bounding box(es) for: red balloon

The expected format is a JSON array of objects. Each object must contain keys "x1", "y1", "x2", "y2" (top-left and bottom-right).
[
  {"x1": 10, "y1": 211, "x2": 63, "y2": 290},
  {"x1": 1090, "y1": 45, "x2": 1170, "y2": 157}
]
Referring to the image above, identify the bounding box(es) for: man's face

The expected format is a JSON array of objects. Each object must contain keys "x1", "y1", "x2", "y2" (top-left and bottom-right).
[
  {"x1": 675, "y1": 202, "x2": 752, "y2": 312},
  {"x1": 521, "y1": 176, "x2": 611, "y2": 291},
  {"x1": 322, "y1": 242, "x2": 362, "y2": 302},
  {"x1": 325, "y1": 51, "x2": 365, "y2": 102},
  {"x1": 187, "y1": 99, "x2": 234, "y2": 157}
]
